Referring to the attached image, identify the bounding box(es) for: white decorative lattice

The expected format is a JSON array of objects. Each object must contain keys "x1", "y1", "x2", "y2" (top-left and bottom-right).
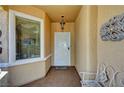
[{"x1": 100, "y1": 13, "x2": 124, "y2": 41}]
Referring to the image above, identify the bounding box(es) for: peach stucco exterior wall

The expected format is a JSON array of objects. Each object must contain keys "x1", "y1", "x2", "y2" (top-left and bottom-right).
[
  {"x1": 2, "y1": 6, "x2": 51, "y2": 86},
  {"x1": 2, "y1": 5, "x2": 124, "y2": 86},
  {"x1": 75, "y1": 6, "x2": 97, "y2": 75},
  {"x1": 97, "y1": 5, "x2": 124, "y2": 73},
  {"x1": 44, "y1": 14, "x2": 51, "y2": 73}
]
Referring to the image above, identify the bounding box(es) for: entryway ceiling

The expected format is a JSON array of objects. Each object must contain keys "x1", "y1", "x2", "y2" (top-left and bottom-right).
[{"x1": 36, "y1": 5, "x2": 82, "y2": 22}]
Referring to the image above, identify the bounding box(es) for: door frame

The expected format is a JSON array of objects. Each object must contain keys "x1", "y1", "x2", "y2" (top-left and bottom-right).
[{"x1": 54, "y1": 32, "x2": 71, "y2": 66}]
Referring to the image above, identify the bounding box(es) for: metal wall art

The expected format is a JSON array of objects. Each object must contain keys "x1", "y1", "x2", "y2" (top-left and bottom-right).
[{"x1": 100, "y1": 13, "x2": 124, "y2": 41}]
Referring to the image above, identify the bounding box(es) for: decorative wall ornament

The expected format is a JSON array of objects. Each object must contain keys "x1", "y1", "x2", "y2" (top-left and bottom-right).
[{"x1": 100, "y1": 13, "x2": 124, "y2": 41}]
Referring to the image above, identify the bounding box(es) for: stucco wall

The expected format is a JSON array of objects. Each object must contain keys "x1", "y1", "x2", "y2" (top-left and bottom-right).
[
  {"x1": 75, "y1": 6, "x2": 97, "y2": 75},
  {"x1": 97, "y1": 5, "x2": 124, "y2": 72},
  {"x1": 2, "y1": 5, "x2": 124, "y2": 87},
  {"x1": 8, "y1": 62, "x2": 46, "y2": 86},
  {"x1": 1, "y1": 5, "x2": 51, "y2": 86},
  {"x1": 97, "y1": 6, "x2": 124, "y2": 85},
  {"x1": 44, "y1": 14, "x2": 51, "y2": 72}
]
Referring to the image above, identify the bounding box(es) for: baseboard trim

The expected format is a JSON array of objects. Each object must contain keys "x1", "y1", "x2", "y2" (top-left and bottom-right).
[
  {"x1": 45, "y1": 66, "x2": 52, "y2": 77},
  {"x1": 74, "y1": 66, "x2": 82, "y2": 80}
]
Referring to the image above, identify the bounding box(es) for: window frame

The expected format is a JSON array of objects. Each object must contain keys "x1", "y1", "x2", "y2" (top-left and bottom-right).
[{"x1": 9, "y1": 10, "x2": 44, "y2": 66}]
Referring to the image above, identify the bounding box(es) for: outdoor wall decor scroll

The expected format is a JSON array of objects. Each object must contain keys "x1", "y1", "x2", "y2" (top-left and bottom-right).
[{"x1": 100, "y1": 13, "x2": 124, "y2": 41}]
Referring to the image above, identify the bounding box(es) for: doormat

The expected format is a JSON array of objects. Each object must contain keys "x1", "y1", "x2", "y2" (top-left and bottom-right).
[{"x1": 55, "y1": 66, "x2": 68, "y2": 69}]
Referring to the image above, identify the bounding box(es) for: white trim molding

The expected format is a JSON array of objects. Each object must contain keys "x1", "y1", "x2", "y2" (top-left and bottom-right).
[
  {"x1": 9, "y1": 9, "x2": 45, "y2": 67},
  {"x1": 0, "y1": 54, "x2": 52, "y2": 67},
  {"x1": 0, "y1": 63, "x2": 9, "y2": 68},
  {"x1": 43, "y1": 54, "x2": 52, "y2": 61},
  {"x1": 9, "y1": 54, "x2": 52, "y2": 67}
]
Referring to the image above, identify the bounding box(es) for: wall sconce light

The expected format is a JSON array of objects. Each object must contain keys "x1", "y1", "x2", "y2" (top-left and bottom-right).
[{"x1": 60, "y1": 16, "x2": 65, "y2": 31}]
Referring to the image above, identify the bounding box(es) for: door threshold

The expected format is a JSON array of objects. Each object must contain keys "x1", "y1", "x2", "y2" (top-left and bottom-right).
[{"x1": 54, "y1": 66, "x2": 69, "y2": 69}]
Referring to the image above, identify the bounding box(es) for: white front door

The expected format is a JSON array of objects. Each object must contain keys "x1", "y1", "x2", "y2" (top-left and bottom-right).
[{"x1": 54, "y1": 32, "x2": 71, "y2": 66}]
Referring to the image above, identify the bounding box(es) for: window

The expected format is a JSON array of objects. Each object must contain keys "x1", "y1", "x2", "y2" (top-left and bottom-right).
[
  {"x1": 9, "y1": 10, "x2": 44, "y2": 66},
  {"x1": 16, "y1": 16, "x2": 40, "y2": 60}
]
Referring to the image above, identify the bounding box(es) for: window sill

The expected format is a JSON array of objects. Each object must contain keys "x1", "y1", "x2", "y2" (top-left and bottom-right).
[
  {"x1": 9, "y1": 58, "x2": 45, "y2": 67},
  {"x1": 0, "y1": 54, "x2": 52, "y2": 67}
]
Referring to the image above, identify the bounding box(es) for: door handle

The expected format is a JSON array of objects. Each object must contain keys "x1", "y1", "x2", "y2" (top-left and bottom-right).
[
  {"x1": 67, "y1": 47, "x2": 70, "y2": 50},
  {"x1": 0, "y1": 47, "x2": 2, "y2": 54}
]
